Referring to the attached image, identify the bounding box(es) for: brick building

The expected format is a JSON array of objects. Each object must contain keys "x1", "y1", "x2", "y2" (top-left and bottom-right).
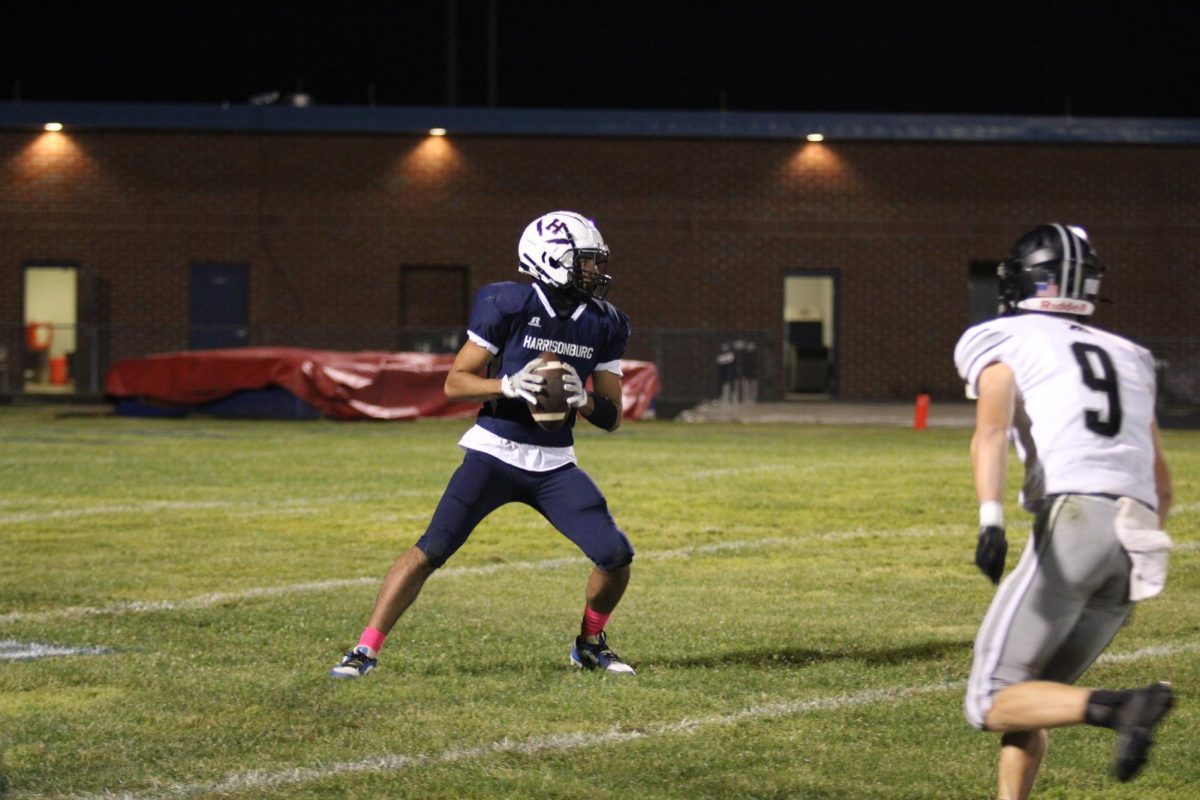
[{"x1": 1, "y1": 102, "x2": 1198, "y2": 411}]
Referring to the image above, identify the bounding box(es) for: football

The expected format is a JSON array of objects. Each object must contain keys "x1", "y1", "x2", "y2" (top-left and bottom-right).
[{"x1": 528, "y1": 352, "x2": 571, "y2": 432}]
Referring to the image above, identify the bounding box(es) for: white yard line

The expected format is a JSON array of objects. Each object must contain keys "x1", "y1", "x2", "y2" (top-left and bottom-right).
[
  {"x1": 686, "y1": 463, "x2": 799, "y2": 479},
  {"x1": 1097, "y1": 641, "x2": 1200, "y2": 663},
  {"x1": 3, "y1": 526, "x2": 1193, "y2": 627},
  {"x1": 4, "y1": 498, "x2": 1189, "y2": 525},
  {"x1": 44, "y1": 640, "x2": 1200, "y2": 800},
  {"x1": 0, "y1": 493, "x2": 432, "y2": 525},
  {"x1": 0, "y1": 578, "x2": 380, "y2": 625},
  {"x1": 57, "y1": 681, "x2": 958, "y2": 800},
  {"x1": 0, "y1": 500, "x2": 235, "y2": 523},
  {"x1": 0, "y1": 527, "x2": 954, "y2": 625},
  {"x1": 0, "y1": 639, "x2": 115, "y2": 660}
]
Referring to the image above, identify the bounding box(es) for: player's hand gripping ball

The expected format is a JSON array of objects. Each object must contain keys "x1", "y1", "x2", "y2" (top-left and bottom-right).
[{"x1": 528, "y1": 352, "x2": 572, "y2": 432}]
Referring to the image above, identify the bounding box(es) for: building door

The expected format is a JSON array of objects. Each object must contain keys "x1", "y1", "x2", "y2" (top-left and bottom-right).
[
  {"x1": 783, "y1": 273, "x2": 837, "y2": 397},
  {"x1": 73, "y1": 266, "x2": 108, "y2": 394},
  {"x1": 968, "y1": 260, "x2": 1002, "y2": 324},
  {"x1": 22, "y1": 264, "x2": 78, "y2": 393},
  {"x1": 190, "y1": 263, "x2": 248, "y2": 350}
]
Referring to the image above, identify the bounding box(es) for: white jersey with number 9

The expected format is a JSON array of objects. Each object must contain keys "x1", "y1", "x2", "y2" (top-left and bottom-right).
[{"x1": 955, "y1": 313, "x2": 1158, "y2": 512}]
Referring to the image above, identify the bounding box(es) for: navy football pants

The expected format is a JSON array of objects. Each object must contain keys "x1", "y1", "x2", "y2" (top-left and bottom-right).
[{"x1": 415, "y1": 449, "x2": 634, "y2": 571}]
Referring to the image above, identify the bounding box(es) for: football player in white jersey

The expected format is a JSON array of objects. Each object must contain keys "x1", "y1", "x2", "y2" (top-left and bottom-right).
[{"x1": 954, "y1": 224, "x2": 1175, "y2": 799}]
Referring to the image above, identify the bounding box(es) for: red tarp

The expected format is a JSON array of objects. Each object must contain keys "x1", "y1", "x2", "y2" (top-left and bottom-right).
[{"x1": 105, "y1": 347, "x2": 660, "y2": 421}]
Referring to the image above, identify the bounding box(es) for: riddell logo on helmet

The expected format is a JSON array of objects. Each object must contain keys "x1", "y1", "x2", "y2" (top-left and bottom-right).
[{"x1": 1037, "y1": 298, "x2": 1091, "y2": 313}]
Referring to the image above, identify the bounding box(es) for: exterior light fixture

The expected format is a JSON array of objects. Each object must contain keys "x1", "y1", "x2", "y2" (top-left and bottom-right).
[
  {"x1": 44, "y1": 122, "x2": 64, "y2": 132},
  {"x1": 806, "y1": 133, "x2": 824, "y2": 142},
  {"x1": 429, "y1": 128, "x2": 447, "y2": 136}
]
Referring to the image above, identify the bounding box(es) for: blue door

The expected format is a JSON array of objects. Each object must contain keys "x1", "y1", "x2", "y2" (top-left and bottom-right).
[{"x1": 189, "y1": 263, "x2": 248, "y2": 349}]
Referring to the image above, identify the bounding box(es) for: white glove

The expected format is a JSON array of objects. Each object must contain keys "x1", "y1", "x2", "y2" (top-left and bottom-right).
[
  {"x1": 500, "y1": 356, "x2": 546, "y2": 404},
  {"x1": 561, "y1": 362, "x2": 588, "y2": 408}
]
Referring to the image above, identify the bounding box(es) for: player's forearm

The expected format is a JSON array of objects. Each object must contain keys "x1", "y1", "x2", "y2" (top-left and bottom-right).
[
  {"x1": 971, "y1": 425, "x2": 1009, "y2": 504},
  {"x1": 444, "y1": 371, "x2": 502, "y2": 402},
  {"x1": 1155, "y1": 475, "x2": 1173, "y2": 529},
  {"x1": 971, "y1": 364, "x2": 1015, "y2": 507},
  {"x1": 580, "y1": 390, "x2": 622, "y2": 431},
  {"x1": 585, "y1": 373, "x2": 624, "y2": 431},
  {"x1": 1153, "y1": 449, "x2": 1173, "y2": 527}
]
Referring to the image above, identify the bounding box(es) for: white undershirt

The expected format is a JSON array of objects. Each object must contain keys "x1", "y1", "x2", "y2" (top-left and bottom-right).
[{"x1": 458, "y1": 424, "x2": 577, "y2": 471}]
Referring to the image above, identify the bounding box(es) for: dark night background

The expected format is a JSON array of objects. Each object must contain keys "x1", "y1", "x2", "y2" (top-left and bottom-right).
[{"x1": 2, "y1": 1, "x2": 1198, "y2": 118}]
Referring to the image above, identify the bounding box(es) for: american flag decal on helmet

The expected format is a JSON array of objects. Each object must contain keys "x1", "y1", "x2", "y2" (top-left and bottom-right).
[{"x1": 1035, "y1": 278, "x2": 1059, "y2": 298}]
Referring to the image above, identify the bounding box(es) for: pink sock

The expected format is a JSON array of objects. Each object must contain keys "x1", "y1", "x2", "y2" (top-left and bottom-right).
[
  {"x1": 358, "y1": 626, "x2": 387, "y2": 657},
  {"x1": 581, "y1": 607, "x2": 611, "y2": 638}
]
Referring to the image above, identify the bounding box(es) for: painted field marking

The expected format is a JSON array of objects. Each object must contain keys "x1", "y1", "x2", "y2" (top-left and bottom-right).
[
  {"x1": 57, "y1": 681, "x2": 958, "y2": 800},
  {"x1": 48, "y1": 640, "x2": 1200, "y2": 800},
  {"x1": 686, "y1": 463, "x2": 799, "y2": 479},
  {"x1": 0, "y1": 492, "x2": 434, "y2": 525},
  {"x1": 0, "y1": 639, "x2": 115, "y2": 661},
  {"x1": 6, "y1": 496, "x2": 1189, "y2": 526},
  {"x1": 1098, "y1": 641, "x2": 1200, "y2": 663},
  {"x1": 5, "y1": 525, "x2": 1196, "y2": 626},
  {"x1": 0, "y1": 500, "x2": 232, "y2": 524},
  {"x1": 0, "y1": 527, "x2": 956, "y2": 625}
]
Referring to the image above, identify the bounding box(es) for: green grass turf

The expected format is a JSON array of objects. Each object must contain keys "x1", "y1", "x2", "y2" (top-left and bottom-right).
[{"x1": 1, "y1": 406, "x2": 1197, "y2": 798}]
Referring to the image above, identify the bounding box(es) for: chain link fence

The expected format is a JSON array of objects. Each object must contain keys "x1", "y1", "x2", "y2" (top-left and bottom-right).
[
  {"x1": 1142, "y1": 336, "x2": 1200, "y2": 427},
  {"x1": 630, "y1": 329, "x2": 776, "y2": 418},
  {"x1": 4, "y1": 323, "x2": 1190, "y2": 426}
]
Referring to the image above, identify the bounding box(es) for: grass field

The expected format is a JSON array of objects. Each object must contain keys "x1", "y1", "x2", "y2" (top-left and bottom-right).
[{"x1": 1, "y1": 405, "x2": 1198, "y2": 799}]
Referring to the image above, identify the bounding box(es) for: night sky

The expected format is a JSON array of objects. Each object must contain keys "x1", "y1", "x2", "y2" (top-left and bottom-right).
[{"x1": 3, "y1": 1, "x2": 1197, "y2": 119}]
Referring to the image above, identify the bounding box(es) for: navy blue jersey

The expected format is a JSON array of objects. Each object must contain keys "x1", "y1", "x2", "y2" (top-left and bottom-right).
[{"x1": 467, "y1": 281, "x2": 630, "y2": 447}]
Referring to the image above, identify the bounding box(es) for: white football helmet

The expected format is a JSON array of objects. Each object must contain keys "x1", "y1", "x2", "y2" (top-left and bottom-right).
[{"x1": 517, "y1": 211, "x2": 612, "y2": 300}]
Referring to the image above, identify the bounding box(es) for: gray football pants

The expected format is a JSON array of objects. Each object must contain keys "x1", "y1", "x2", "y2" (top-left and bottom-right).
[{"x1": 964, "y1": 494, "x2": 1134, "y2": 729}]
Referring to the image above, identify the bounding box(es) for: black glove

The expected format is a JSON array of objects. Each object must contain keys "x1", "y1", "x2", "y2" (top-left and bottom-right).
[{"x1": 975, "y1": 525, "x2": 1008, "y2": 584}]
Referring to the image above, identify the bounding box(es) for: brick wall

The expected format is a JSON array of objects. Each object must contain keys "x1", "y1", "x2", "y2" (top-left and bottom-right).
[{"x1": 2, "y1": 129, "x2": 1197, "y2": 399}]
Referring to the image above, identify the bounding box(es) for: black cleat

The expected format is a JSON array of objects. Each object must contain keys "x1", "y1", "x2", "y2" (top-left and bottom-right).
[{"x1": 1113, "y1": 681, "x2": 1174, "y2": 782}]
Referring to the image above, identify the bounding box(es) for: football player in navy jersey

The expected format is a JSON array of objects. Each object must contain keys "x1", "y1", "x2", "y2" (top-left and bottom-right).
[{"x1": 332, "y1": 211, "x2": 637, "y2": 678}]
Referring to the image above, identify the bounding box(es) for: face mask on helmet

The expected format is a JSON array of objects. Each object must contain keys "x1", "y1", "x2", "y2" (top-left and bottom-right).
[
  {"x1": 998, "y1": 223, "x2": 1103, "y2": 317},
  {"x1": 517, "y1": 211, "x2": 613, "y2": 303}
]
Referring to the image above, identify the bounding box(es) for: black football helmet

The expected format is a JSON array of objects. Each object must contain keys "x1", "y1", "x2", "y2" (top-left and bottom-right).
[{"x1": 998, "y1": 224, "x2": 1103, "y2": 317}]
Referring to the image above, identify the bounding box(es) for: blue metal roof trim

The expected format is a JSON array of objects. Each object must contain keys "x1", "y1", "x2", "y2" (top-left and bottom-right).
[{"x1": 2, "y1": 100, "x2": 1199, "y2": 144}]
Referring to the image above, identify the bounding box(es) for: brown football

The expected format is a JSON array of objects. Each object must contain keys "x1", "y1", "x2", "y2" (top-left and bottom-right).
[{"x1": 528, "y1": 351, "x2": 571, "y2": 432}]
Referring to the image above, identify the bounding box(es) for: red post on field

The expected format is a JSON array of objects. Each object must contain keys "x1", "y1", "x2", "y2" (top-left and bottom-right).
[{"x1": 913, "y1": 393, "x2": 930, "y2": 430}]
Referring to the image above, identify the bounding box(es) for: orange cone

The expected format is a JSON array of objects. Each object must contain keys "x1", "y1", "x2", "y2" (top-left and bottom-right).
[{"x1": 914, "y1": 393, "x2": 930, "y2": 430}]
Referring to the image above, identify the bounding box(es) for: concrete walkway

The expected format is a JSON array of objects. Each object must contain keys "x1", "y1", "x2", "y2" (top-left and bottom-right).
[{"x1": 677, "y1": 399, "x2": 976, "y2": 427}]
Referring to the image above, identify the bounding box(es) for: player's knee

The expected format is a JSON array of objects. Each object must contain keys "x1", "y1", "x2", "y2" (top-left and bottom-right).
[
  {"x1": 963, "y1": 690, "x2": 993, "y2": 731},
  {"x1": 414, "y1": 531, "x2": 457, "y2": 569},
  {"x1": 593, "y1": 531, "x2": 634, "y2": 571}
]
